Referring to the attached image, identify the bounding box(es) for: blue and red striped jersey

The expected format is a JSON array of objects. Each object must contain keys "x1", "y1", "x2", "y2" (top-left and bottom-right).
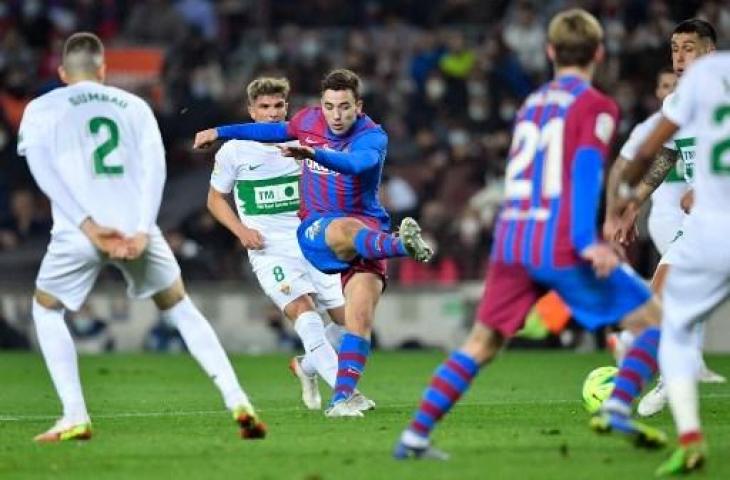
[
  {"x1": 287, "y1": 107, "x2": 390, "y2": 230},
  {"x1": 491, "y1": 75, "x2": 619, "y2": 268}
]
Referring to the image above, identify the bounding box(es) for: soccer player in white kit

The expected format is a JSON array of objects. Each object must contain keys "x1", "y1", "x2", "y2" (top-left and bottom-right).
[
  {"x1": 618, "y1": 50, "x2": 730, "y2": 477},
  {"x1": 604, "y1": 20, "x2": 725, "y2": 417},
  {"x1": 206, "y1": 77, "x2": 373, "y2": 413},
  {"x1": 18, "y1": 33, "x2": 265, "y2": 442}
]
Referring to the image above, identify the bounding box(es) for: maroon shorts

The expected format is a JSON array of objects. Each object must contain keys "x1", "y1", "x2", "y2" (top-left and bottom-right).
[
  {"x1": 341, "y1": 257, "x2": 388, "y2": 291},
  {"x1": 476, "y1": 261, "x2": 545, "y2": 338}
]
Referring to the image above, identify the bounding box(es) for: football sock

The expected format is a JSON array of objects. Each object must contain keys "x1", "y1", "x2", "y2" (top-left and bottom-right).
[
  {"x1": 667, "y1": 378, "x2": 702, "y2": 443},
  {"x1": 294, "y1": 311, "x2": 338, "y2": 387},
  {"x1": 33, "y1": 299, "x2": 89, "y2": 424},
  {"x1": 408, "y1": 351, "x2": 479, "y2": 439},
  {"x1": 330, "y1": 332, "x2": 370, "y2": 404},
  {"x1": 163, "y1": 296, "x2": 250, "y2": 410},
  {"x1": 325, "y1": 321, "x2": 346, "y2": 351},
  {"x1": 604, "y1": 326, "x2": 660, "y2": 415},
  {"x1": 353, "y1": 228, "x2": 407, "y2": 260}
]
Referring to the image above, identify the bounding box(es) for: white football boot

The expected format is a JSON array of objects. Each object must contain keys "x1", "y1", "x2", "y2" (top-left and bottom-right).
[
  {"x1": 289, "y1": 356, "x2": 322, "y2": 410},
  {"x1": 637, "y1": 377, "x2": 668, "y2": 417},
  {"x1": 324, "y1": 398, "x2": 364, "y2": 418}
]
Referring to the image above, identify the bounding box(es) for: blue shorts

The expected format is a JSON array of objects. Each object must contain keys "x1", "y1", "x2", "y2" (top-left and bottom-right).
[
  {"x1": 530, "y1": 263, "x2": 651, "y2": 331},
  {"x1": 297, "y1": 215, "x2": 350, "y2": 274},
  {"x1": 478, "y1": 261, "x2": 651, "y2": 336}
]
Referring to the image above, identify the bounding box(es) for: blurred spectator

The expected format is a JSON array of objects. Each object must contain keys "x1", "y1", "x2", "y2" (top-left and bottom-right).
[
  {"x1": 124, "y1": 0, "x2": 187, "y2": 45},
  {"x1": 503, "y1": 1, "x2": 547, "y2": 78},
  {"x1": 0, "y1": 189, "x2": 50, "y2": 250},
  {"x1": 67, "y1": 304, "x2": 114, "y2": 353}
]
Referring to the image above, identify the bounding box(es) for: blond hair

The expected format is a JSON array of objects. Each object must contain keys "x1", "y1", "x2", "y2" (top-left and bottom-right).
[
  {"x1": 547, "y1": 9, "x2": 603, "y2": 68},
  {"x1": 246, "y1": 77, "x2": 290, "y2": 104}
]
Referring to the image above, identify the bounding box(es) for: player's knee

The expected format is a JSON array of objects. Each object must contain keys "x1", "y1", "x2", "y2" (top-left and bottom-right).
[
  {"x1": 621, "y1": 296, "x2": 662, "y2": 334},
  {"x1": 34, "y1": 290, "x2": 63, "y2": 310},
  {"x1": 462, "y1": 324, "x2": 502, "y2": 365},
  {"x1": 326, "y1": 218, "x2": 364, "y2": 257},
  {"x1": 152, "y1": 277, "x2": 186, "y2": 310},
  {"x1": 283, "y1": 295, "x2": 316, "y2": 321}
]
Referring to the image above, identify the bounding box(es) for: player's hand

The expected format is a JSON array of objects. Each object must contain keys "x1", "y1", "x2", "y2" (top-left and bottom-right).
[
  {"x1": 238, "y1": 227, "x2": 264, "y2": 250},
  {"x1": 120, "y1": 233, "x2": 150, "y2": 260},
  {"x1": 80, "y1": 218, "x2": 124, "y2": 255},
  {"x1": 680, "y1": 189, "x2": 694, "y2": 214},
  {"x1": 581, "y1": 243, "x2": 620, "y2": 278},
  {"x1": 193, "y1": 128, "x2": 218, "y2": 150},
  {"x1": 277, "y1": 144, "x2": 315, "y2": 160},
  {"x1": 606, "y1": 200, "x2": 639, "y2": 246}
]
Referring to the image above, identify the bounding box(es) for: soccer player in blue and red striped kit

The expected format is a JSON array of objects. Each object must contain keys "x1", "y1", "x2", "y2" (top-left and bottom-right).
[
  {"x1": 194, "y1": 69, "x2": 433, "y2": 417},
  {"x1": 394, "y1": 8, "x2": 668, "y2": 459}
]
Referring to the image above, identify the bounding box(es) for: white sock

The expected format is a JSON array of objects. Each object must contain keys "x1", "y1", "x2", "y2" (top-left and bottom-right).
[
  {"x1": 659, "y1": 313, "x2": 703, "y2": 437},
  {"x1": 294, "y1": 311, "x2": 338, "y2": 388},
  {"x1": 300, "y1": 354, "x2": 317, "y2": 377},
  {"x1": 33, "y1": 300, "x2": 89, "y2": 423},
  {"x1": 325, "y1": 321, "x2": 346, "y2": 351},
  {"x1": 163, "y1": 296, "x2": 249, "y2": 410},
  {"x1": 618, "y1": 330, "x2": 635, "y2": 349},
  {"x1": 666, "y1": 378, "x2": 701, "y2": 436}
]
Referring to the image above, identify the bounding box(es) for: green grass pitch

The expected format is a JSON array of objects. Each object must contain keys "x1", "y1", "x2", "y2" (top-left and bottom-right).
[{"x1": 1, "y1": 351, "x2": 728, "y2": 479}]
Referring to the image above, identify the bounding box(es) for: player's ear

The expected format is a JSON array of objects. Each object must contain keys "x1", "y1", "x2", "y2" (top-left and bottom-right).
[
  {"x1": 97, "y1": 62, "x2": 107, "y2": 83},
  {"x1": 247, "y1": 104, "x2": 256, "y2": 120},
  {"x1": 546, "y1": 44, "x2": 556, "y2": 63},
  {"x1": 355, "y1": 99, "x2": 363, "y2": 114},
  {"x1": 58, "y1": 66, "x2": 70, "y2": 85},
  {"x1": 594, "y1": 44, "x2": 605, "y2": 65}
]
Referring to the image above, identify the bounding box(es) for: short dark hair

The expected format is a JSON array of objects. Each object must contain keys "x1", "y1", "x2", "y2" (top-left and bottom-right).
[
  {"x1": 672, "y1": 19, "x2": 717, "y2": 45},
  {"x1": 657, "y1": 65, "x2": 675, "y2": 78},
  {"x1": 62, "y1": 32, "x2": 104, "y2": 74},
  {"x1": 321, "y1": 69, "x2": 361, "y2": 100}
]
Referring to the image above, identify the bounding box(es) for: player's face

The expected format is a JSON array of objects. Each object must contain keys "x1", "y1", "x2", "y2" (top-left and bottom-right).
[
  {"x1": 671, "y1": 33, "x2": 712, "y2": 77},
  {"x1": 654, "y1": 72, "x2": 677, "y2": 101},
  {"x1": 248, "y1": 94, "x2": 287, "y2": 123},
  {"x1": 321, "y1": 89, "x2": 363, "y2": 135}
]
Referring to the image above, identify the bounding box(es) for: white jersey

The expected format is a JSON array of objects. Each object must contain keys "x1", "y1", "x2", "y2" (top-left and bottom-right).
[
  {"x1": 17, "y1": 81, "x2": 165, "y2": 236},
  {"x1": 663, "y1": 53, "x2": 730, "y2": 225},
  {"x1": 210, "y1": 140, "x2": 301, "y2": 258},
  {"x1": 620, "y1": 111, "x2": 688, "y2": 219},
  {"x1": 663, "y1": 92, "x2": 697, "y2": 184}
]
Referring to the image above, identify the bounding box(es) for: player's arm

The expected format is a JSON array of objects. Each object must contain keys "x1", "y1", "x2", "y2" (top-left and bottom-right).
[
  {"x1": 623, "y1": 120, "x2": 681, "y2": 188},
  {"x1": 206, "y1": 187, "x2": 264, "y2": 250},
  {"x1": 193, "y1": 122, "x2": 294, "y2": 149},
  {"x1": 279, "y1": 131, "x2": 386, "y2": 175},
  {"x1": 23, "y1": 144, "x2": 122, "y2": 253}
]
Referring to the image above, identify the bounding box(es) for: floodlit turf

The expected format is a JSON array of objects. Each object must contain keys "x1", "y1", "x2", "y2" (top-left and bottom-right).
[{"x1": 1, "y1": 351, "x2": 729, "y2": 479}]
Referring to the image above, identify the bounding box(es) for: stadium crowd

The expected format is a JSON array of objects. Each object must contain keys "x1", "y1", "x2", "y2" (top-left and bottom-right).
[{"x1": 1, "y1": 0, "x2": 729, "y2": 285}]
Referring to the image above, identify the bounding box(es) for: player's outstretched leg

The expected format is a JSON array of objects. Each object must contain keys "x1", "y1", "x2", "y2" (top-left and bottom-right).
[
  {"x1": 590, "y1": 325, "x2": 667, "y2": 448},
  {"x1": 159, "y1": 289, "x2": 264, "y2": 438},
  {"x1": 394, "y1": 351, "x2": 481, "y2": 460},
  {"x1": 32, "y1": 297, "x2": 93, "y2": 443},
  {"x1": 352, "y1": 217, "x2": 433, "y2": 263}
]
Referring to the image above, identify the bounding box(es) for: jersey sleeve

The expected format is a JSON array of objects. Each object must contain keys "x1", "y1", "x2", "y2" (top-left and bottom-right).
[
  {"x1": 17, "y1": 100, "x2": 46, "y2": 156},
  {"x1": 312, "y1": 129, "x2": 387, "y2": 175},
  {"x1": 135, "y1": 100, "x2": 167, "y2": 233},
  {"x1": 662, "y1": 67, "x2": 701, "y2": 128},
  {"x1": 619, "y1": 112, "x2": 661, "y2": 161},
  {"x1": 285, "y1": 108, "x2": 307, "y2": 138},
  {"x1": 210, "y1": 142, "x2": 238, "y2": 194},
  {"x1": 577, "y1": 95, "x2": 619, "y2": 160}
]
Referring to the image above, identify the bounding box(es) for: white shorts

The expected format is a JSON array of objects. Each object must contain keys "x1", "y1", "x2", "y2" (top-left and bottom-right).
[
  {"x1": 36, "y1": 227, "x2": 180, "y2": 311},
  {"x1": 249, "y1": 248, "x2": 344, "y2": 312},
  {"x1": 647, "y1": 211, "x2": 685, "y2": 257},
  {"x1": 663, "y1": 214, "x2": 730, "y2": 333}
]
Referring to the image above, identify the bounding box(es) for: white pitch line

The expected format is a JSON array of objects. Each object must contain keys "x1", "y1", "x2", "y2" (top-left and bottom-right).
[{"x1": 2, "y1": 392, "x2": 729, "y2": 423}]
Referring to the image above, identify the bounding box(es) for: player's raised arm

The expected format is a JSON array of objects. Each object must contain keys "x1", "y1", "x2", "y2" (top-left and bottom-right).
[
  {"x1": 280, "y1": 130, "x2": 386, "y2": 175},
  {"x1": 193, "y1": 121, "x2": 294, "y2": 149}
]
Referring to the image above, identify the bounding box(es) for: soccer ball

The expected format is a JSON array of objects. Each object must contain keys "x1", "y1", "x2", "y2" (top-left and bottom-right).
[{"x1": 582, "y1": 366, "x2": 618, "y2": 414}]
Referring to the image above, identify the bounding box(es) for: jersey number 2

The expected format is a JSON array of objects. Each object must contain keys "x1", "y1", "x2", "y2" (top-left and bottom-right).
[
  {"x1": 712, "y1": 106, "x2": 730, "y2": 175},
  {"x1": 89, "y1": 117, "x2": 123, "y2": 176},
  {"x1": 505, "y1": 118, "x2": 563, "y2": 200}
]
